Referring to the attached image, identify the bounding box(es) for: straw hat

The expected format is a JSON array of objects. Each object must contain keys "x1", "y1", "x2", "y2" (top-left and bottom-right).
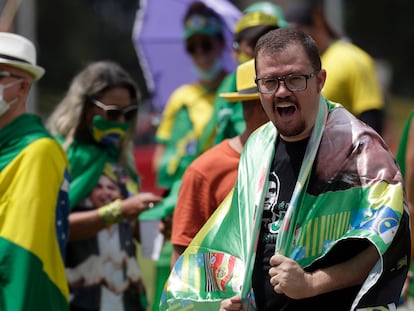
[{"x1": 0, "y1": 32, "x2": 45, "y2": 80}]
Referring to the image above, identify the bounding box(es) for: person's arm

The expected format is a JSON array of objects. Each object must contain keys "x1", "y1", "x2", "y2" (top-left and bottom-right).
[
  {"x1": 69, "y1": 192, "x2": 163, "y2": 241},
  {"x1": 171, "y1": 245, "x2": 187, "y2": 268},
  {"x1": 268, "y1": 244, "x2": 379, "y2": 299},
  {"x1": 405, "y1": 117, "x2": 414, "y2": 259}
]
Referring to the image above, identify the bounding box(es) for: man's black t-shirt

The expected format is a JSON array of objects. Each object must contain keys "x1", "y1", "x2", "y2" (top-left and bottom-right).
[{"x1": 252, "y1": 136, "x2": 365, "y2": 311}]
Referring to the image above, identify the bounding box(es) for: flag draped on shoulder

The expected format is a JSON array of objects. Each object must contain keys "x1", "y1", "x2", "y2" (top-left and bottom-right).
[
  {"x1": 160, "y1": 98, "x2": 410, "y2": 310},
  {"x1": 0, "y1": 114, "x2": 70, "y2": 310}
]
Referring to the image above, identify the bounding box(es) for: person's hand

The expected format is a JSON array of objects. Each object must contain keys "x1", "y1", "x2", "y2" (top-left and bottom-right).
[
  {"x1": 219, "y1": 295, "x2": 243, "y2": 311},
  {"x1": 269, "y1": 254, "x2": 314, "y2": 299},
  {"x1": 120, "y1": 192, "x2": 163, "y2": 220}
]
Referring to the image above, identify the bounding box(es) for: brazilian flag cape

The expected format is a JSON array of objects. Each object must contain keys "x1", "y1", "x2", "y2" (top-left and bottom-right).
[
  {"x1": 60, "y1": 137, "x2": 139, "y2": 210},
  {"x1": 0, "y1": 114, "x2": 69, "y2": 310},
  {"x1": 160, "y1": 98, "x2": 410, "y2": 310}
]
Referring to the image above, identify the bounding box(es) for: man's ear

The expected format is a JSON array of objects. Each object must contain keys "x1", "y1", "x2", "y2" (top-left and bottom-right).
[
  {"x1": 317, "y1": 69, "x2": 327, "y2": 93},
  {"x1": 18, "y1": 79, "x2": 32, "y2": 95}
]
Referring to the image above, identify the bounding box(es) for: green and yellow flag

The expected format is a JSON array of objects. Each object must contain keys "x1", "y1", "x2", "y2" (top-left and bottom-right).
[
  {"x1": 160, "y1": 98, "x2": 410, "y2": 310},
  {"x1": 0, "y1": 114, "x2": 70, "y2": 310}
]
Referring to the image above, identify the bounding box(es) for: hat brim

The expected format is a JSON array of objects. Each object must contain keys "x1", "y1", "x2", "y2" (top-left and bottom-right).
[
  {"x1": 185, "y1": 29, "x2": 220, "y2": 40},
  {"x1": 219, "y1": 92, "x2": 260, "y2": 102},
  {"x1": 0, "y1": 58, "x2": 45, "y2": 81}
]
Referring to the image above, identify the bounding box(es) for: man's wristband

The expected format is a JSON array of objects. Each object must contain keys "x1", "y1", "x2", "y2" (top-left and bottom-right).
[{"x1": 98, "y1": 199, "x2": 123, "y2": 224}]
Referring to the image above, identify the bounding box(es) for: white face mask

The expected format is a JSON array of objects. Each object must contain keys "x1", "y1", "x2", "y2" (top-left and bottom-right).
[
  {"x1": 192, "y1": 58, "x2": 224, "y2": 82},
  {"x1": 0, "y1": 80, "x2": 21, "y2": 116}
]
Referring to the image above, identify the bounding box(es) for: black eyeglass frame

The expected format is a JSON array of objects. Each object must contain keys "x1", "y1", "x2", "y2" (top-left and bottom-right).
[
  {"x1": 92, "y1": 99, "x2": 138, "y2": 121},
  {"x1": 255, "y1": 70, "x2": 320, "y2": 94}
]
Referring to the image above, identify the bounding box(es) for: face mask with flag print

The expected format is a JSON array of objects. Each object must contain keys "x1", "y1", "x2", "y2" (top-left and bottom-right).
[{"x1": 90, "y1": 115, "x2": 129, "y2": 147}]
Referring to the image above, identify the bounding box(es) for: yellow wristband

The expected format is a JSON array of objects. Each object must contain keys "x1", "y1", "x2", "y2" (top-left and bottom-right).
[{"x1": 98, "y1": 199, "x2": 122, "y2": 224}]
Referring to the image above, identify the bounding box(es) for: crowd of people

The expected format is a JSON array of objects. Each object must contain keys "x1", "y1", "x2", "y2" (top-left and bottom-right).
[{"x1": 0, "y1": 1, "x2": 412, "y2": 311}]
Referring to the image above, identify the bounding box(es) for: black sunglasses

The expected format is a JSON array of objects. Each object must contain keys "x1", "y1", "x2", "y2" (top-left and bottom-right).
[
  {"x1": 185, "y1": 39, "x2": 213, "y2": 54},
  {"x1": 93, "y1": 100, "x2": 138, "y2": 121}
]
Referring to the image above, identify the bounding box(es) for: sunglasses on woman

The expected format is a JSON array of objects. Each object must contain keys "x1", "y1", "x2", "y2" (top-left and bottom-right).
[
  {"x1": 185, "y1": 38, "x2": 213, "y2": 54},
  {"x1": 93, "y1": 99, "x2": 138, "y2": 121}
]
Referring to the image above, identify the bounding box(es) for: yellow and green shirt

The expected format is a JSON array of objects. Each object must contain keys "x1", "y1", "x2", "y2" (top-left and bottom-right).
[
  {"x1": 156, "y1": 82, "x2": 216, "y2": 189},
  {"x1": 322, "y1": 40, "x2": 384, "y2": 116}
]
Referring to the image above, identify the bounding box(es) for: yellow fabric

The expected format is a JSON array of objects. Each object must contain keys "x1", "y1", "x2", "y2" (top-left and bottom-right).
[
  {"x1": 321, "y1": 40, "x2": 384, "y2": 116},
  {"x1": 234, "y1": 12, "x2": 278, "y2": 34},
  {"x1": 0, "y1": 138, "x2": 69, "y2": 299},
  {"x1": 156, "y1": 83, "x2": 215, "y2": 142}
]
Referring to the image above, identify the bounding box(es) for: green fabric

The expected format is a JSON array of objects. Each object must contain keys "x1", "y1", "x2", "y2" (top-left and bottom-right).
[
  {"x1": 90, "y1": 115, "x2": 128, "y2": 146},
  {"x1": 63, "y1": 139, "x2": 110, "y2": 209},
  {"x1": 157, "y1": 106, "x2": 195, "y2": 189},
  {"x1": 152, "y1": 241, "x2": 173, "y2": 311},
  {"x1": 395, "y1": 111, "x2": 414, "y2": 298},
  {"x1": 213, "y1": 73, "x2": 245, "y2": 145},
  {"x1": 0, "y1": 238, "x2": 68, "y2": 311},
  {"x1": 150, "y1": 103, "x2": 207, "y2": 220},
  {"x1": 199, "y1": 72, "x2": 245, "y2": 153},
  {"x1": 62, "y1": 137, "x2": 139, "y2": 209},
  {"x1": 396, "y1": 111, "x2": 414, "y2": 178},
  {"x1": 158, "y1": 100, "x2": 328, "y2": 309},
  {"x1": 139, "y1": 179, "x2": 182, "y2": 220},
  {"x1": 275, "y1": 97, "x2": 328, "y2": 256},
  {"x1": 160, "y1": 98, "x2": 409, "y2": 310},
  {"x1": 0, "y1": 114, "x2": 50, "y2": 172}
]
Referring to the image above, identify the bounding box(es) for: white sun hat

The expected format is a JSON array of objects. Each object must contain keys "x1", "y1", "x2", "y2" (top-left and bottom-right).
[{"x1": 0, "y1": 32, "x2": 45, "y2": 81}]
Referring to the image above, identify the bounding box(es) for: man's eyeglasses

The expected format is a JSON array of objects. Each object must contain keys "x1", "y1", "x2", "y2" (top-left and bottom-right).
[
  {"x1": 255, "y1": 70, "x2": 320, "y2": 94},
  {"x1": 186, "y1": 39, "x2": 213, "y2": 55},
  {"x1": 0, "y1": 70, "x2": 23, "y2": 80},
  {"x1": 93, "y1": 100, "x2": 138, "y2": 121}
]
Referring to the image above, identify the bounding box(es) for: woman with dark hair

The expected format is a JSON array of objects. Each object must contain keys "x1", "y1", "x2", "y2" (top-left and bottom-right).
[{"x1": 47, "y1": 60, "x2": 162, "y2": 311}]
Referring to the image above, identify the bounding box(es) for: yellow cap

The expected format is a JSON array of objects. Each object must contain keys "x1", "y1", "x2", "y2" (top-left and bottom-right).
[{"x1": 234, "y1": 12, "x2": 279, "y2": 34}]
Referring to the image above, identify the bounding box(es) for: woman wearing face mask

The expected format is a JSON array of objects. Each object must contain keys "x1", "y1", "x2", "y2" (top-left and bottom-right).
[
  {"x1": 142, "y1": 2, "x2": 228, "y2": 309},
  {"x1": 200, "y1": 2, "x2": 288, "y2": 149},
  {"x1": 47, "y1": 61, "x2": 162, "y2": 311},
  {"x1": 152, "y1": 1, "x2": 227, "y2": 191}
]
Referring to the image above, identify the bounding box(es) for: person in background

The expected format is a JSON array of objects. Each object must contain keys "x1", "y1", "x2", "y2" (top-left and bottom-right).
[
  {"x1": 396, "y1": 113, "x2": 414, "y2": 310},
  {"x1": 144, "y1": 2, "x2": 228, "y2": 309},
  {"x1": 152, "y1": 0, "x2": 228, "y2": 185},
  {"x1": 170, "y1": 59, "x2": 269, "y2": 266},
  {"x1": 285, "y1": 0, "x2": 385, "y2": 135},
  {"x1": 47, "y1": 60, "x2": 162, "y2": 311},
  {"x1": 199, "y1": 2, "x2": 287, "y2": 151},
  {"x1": 0, "y1": 32, "x2": 70, "y2": 310}
]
